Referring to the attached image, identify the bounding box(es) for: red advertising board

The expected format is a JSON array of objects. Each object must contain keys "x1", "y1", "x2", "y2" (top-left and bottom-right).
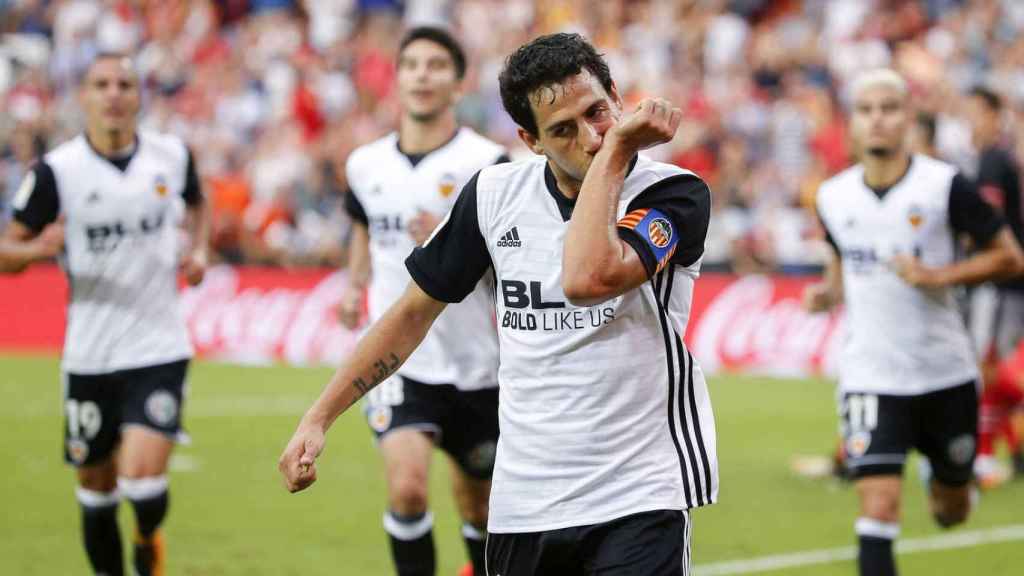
[{"x1": 0, "y1": 265, "x2": 843, "y2": 376}]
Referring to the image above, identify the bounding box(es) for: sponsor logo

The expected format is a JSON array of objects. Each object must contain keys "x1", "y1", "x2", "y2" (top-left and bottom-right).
[
  {"x1": 155, "y1": 175, "x2": 168, "y2": 197},
  {"x1": 649, "y1": 217, "x2": 673, "y2": 248},
  {"x1": 368, "y1": 405, "x2": 393, "y2": 432},
  {"x1": 690, "y1": 275, "x2": 843, "y2": 375},
  {"x1": 497, "y1": 226, "x2": 522, "y2": 248},
  {"x1": 846, "y1": 431, "x2": 872, "y2": 458},
  {"x1": 499, "y1": 279, "x2": 616, "y2": 331},
  {"x1": 438, "y1": 173, "x2": 457, "y2": 198},
  {"x1": 178, "y1": 266, "x2": 358, "y2": 366},
  {"x1": 67, "y1": 438, "x2": 90, "y2": 464},
  {"x1": 948, "y1": 434, "x2": 976, "y2": 466},
  {"x1": 145, "y1": 390, "x2": 178, "y2": 427}
]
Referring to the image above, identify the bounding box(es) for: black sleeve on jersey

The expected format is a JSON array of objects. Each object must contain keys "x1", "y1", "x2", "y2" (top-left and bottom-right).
[
  {"x1": 817, "y1": 209, "x2": 840, "y2": 255},
  {"x1": 344, "y1": 188, "x2": 369, "y2": 226},
  {"x1": 618, "y1": 174, "x2": 711, "y2": 275},
  {"x1": 12, "y1": 162, "x2": 60, "y2": 233},
  {"x1": 405, "y1": 172, "x2": 491, "y2": 303},
  {"x1": 182, "y1": 148, "x2": 203, "y2": 206},
  {"x1": 949, "y1": 172, "x2": 1005, "y2": 247},
  {"x1": 494, "y1": 153, "x2": 512, "y2": 165}
]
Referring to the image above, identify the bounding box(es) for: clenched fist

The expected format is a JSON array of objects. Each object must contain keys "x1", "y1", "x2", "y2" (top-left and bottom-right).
[
  {"x1": 607, "y1": 98, "x2": 682, "y2": 154},
  {"x1": 278, "y1": 422, "x2": 326, "y2": 493}
]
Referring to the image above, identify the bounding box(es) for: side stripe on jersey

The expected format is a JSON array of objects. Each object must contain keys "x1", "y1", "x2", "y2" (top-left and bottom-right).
[
  {"x1": 652, "y1": 266, "x2": 713, "y2": 508},
  {"x1": 684, "y1": 345, "x2": 714, "y2": 503},
  {"x1": 666, "y1": 268, "x2": 707, "y2": 506},
  {"x1": 652, "y1": 269, "x2": 693, "y2": 508}
]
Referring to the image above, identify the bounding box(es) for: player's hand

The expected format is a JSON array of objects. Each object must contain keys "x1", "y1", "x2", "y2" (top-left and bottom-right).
[
  {"x1": 337, "y1": 285, "x2": 364, "y2": 329},
  {"x1": 279, "y1": 421, "x2": 326, "y2": 493},
  {"x1": 890, "y1": 255, "x2": 945, "y2": 288},
  {"x1": 180, "y1": 249, "x2": 208, "y2": 287},
  {"x1": 802, "y1": 282, "x2": 836, "y2": 313},
  {"x1": 408, "y1": 210, "x2": 441, "y2": 246},
  {"x1": 607, "y1": 98, "x2": 682, "y2": 155},
  {"x1": 31, "y1": 217, "x2": 65, "y2": 260}
]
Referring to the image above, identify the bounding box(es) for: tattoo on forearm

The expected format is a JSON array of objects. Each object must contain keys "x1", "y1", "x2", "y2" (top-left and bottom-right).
[{"x1": 350, "y1": 353, "x2": 401, "y2": 399}]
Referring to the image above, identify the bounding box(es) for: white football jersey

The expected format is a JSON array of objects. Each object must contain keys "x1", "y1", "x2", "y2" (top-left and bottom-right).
[
  {"x1": 12, "y1": 132, "x2": 196, "y2": 374},
  {"x1": 817, "y1": 154, "x2": 1001, "y2": 395},
  {"x1": 407, "y1": 155, "x2": 719, "y2": 533},
  {"x1": 346, "y1": 128, "x2": 506, "y2": 389}
]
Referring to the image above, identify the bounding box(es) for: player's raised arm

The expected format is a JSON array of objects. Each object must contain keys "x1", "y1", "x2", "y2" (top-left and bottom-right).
[
  {"x1": 279, "y1": 281, "x2": 447, "y2": 493},
  {"x1": 562, "y1": 97, "x2": 682, "y2": 306}
]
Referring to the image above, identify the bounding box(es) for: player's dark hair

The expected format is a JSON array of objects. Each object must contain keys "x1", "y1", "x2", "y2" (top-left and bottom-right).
[
  {"x1": 968, "y1": 86, "x2": 1002, "y2": 112},
  {"x1": 398, "y1": 26, "x2": 467, "y2": 80},
  {"x1": 915, "y1": 111, "x2": 936, "y2": 147},
  {"x1": 499, "y1": 33, "x2": 614, "y2": 137},
  {"x1": 80, "y1": 51, "x2": 136, "y2": 84}
]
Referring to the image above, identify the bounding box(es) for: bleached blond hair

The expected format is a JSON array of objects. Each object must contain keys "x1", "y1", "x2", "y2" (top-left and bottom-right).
[{"x1": 849, "y1": 68, "x2": 909, "y2": 101}]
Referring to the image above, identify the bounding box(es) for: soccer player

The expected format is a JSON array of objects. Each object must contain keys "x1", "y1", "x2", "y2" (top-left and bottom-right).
[
  {"x1": 804, "y1": 69, "x2": 1024, "y2": 576},
  {"x1": 964, "y1": 86, "x2": 1024, "y2": 483},
  {"x1": 281, "y1": 33, "x2": 717, "y2": 575},
  {"x1": 336, "y1": 27, "x2": 506, "y2": 576},
  {"x1": 0, "y1": 53, "x2": 209, "y2": 576}
]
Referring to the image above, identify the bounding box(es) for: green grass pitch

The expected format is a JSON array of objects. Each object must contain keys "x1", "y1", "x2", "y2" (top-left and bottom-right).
[{"x1": 1, "y1": 355, "x2": 1021, "y2": 574}]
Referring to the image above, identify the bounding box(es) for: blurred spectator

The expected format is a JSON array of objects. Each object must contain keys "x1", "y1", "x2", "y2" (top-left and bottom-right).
[{"x1": 1, "y1": 0, "x2": 1022, "y2": 273}]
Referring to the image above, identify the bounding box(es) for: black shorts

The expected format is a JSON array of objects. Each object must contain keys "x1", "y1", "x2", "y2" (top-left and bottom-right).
[
  {"x1": 62, "y1": 359, "x2": 189, "y2": 467},
  {"x1": 485, "y1": 510, "x2": 692, "y2": 576},
  {"x1": 839, "y1": 381, "x2": 979, "y2": 486},
  {"x1": 363, "y1": 375, "x2": 499, "y2": 479}
]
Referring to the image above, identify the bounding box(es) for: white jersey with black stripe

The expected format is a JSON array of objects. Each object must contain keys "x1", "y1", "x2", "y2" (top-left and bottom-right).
[
  {"x1": 346, "y1": 128, "x2": 506, "y2": 389},
  {"x1": 817, "y1": 154, "x2": 1000, "y2": 396},
  {"x1": 19, "y1": 133, "x2": 195, "y2": 374},
  {"x1": 408, "y1": 155, "x2": 719, "y2": 533}
]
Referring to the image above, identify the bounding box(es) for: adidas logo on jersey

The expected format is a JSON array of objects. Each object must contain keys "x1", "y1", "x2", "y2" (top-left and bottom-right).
[{"x1": 497, "y1": 226, "x2": 522, "y2": 248}]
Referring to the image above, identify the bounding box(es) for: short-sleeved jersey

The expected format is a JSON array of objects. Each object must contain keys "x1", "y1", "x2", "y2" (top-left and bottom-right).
[
  {"x1": 345, "y1": 128, "x2": 507, "y2": 389},
  {"x1": 976, "y1": 146, "x2": 1024, "y2": 291},
  {"x1": 406, "y1": 155, "x2": 718, "y2": 533},
  {"x1": 11, "y1": 132, "x2": 200, "y2": 374},
  {"x1": 817, "y1": 154, "x2": 1004, "y2": 396}
]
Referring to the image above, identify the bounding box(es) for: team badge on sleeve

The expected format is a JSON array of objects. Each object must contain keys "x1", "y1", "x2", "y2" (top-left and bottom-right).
[{"x1": 618, "y1": 208, "x2": 679, "y2": 272}]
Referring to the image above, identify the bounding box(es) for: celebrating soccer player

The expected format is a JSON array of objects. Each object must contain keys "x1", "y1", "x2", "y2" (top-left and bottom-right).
[{"x1": 282, "y1": 33, "x2": 717, "y2": 575}]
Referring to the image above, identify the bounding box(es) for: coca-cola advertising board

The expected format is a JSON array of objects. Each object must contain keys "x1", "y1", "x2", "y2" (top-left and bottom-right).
[{"x1": 1, "y1": 265, "x2": 843, "y2": 377}]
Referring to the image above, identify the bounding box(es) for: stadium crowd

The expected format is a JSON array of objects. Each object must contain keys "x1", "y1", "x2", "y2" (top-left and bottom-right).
[{"x1": 1, "y1": 0, "x2": 1022, "y2": 271}]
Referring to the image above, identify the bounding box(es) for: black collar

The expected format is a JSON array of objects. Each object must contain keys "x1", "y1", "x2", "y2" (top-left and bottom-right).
[
  {"x1": 864, "y1": 155, "x2": 914, "y2": 200},
  {"x1": 544, "y1": 154, "x2": 639, "y2": 222},
  {"x1": 85, "y1": 133, "x2": 138, "y2": 173},
  {"x1": 397, "y1": 129, "x2": 460, "y2": 168}
]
